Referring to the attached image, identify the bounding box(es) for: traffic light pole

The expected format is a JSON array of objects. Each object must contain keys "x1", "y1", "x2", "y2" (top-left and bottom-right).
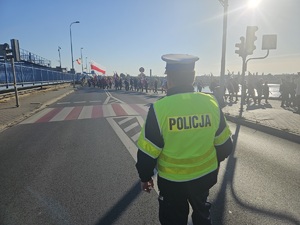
[
  {"x1": 1, "y1": 43, "x2": 20, "y2": 107},
  {"x1": 236, "y1": 26, "x2": 276, "y2": 118},
  {"x1": 10, "y1": 57, "x2": 20, "y2": 107},
  {"x1": 238, "y1": 49, "x2": 270, "y2": 118},
  {"x1": 239, "y1": 56, "x2": 246, "y2": 118},
  {"x1": 245, "y1": 50, "x2": 270, "y2": 70}
]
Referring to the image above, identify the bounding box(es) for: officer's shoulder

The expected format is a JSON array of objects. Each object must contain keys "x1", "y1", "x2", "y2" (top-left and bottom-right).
[
  {"x1": 195, "y1": 92, "x2": 215, "y2": 99},
  {"x1": 153, "y1": 96, "x2": 166, "y2": 104}
]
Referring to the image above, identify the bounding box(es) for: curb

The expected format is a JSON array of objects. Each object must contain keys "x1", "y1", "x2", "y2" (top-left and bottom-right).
[
  {"x1": 225, "y1": 115, "x2": 300, "y2": 144},
  {"x1": 0, "y1": 88, "x2": 75, "y2": 133}
]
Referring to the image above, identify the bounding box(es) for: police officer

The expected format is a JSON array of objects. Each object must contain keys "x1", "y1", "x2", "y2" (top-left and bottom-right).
[{"x1": 136, "y1": 54, "x2": 233, "y2": 225}]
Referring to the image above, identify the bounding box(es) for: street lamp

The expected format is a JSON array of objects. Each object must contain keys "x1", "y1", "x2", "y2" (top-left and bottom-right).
[
  {"x1": 85, "y1": 56, "x2": 88, "y2": 73},
  {"x1": 58, "y1": 46, "x2": 62, "y2": 68},
  {"x1": 80, "y1": 47, "x2": 84, "y2": 74},
  {"x1": 70, "y1": 20, "x2": 80, "y2": 87},
  {"x1": 218, "y1": 0, "x2": 228, "y2": 106}
]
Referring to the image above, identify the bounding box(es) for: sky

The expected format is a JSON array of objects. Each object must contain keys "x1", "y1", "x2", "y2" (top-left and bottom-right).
[{"x1": 1, "y1": 0, "x2": 299, "y2": 77}]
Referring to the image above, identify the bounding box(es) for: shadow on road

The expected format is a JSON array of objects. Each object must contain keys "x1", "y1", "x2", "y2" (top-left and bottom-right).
[
  {"x1": 212, "y1": 120, "x2": 299, "y2": 225},
  {"x1": 94, "y1": 181, "x2": 141, "y2": 225}
]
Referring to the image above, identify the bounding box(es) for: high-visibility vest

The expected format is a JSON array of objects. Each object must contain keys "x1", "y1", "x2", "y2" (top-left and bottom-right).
[{"x1": 138, "y1": 92, "x2": 231, "y2": 182}]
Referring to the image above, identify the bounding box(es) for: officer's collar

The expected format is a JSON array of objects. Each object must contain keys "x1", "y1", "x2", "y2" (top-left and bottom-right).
[{"x1": 166, "y1": 85, "x2": 194, "y2": 96}]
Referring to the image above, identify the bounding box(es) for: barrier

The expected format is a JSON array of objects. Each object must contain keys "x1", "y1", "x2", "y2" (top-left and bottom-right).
[{"x1": 0, "y1": 62, "x2": 76, "y2": 92}]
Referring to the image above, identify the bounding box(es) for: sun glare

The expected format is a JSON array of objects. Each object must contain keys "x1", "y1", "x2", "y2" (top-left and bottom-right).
[{"x1": 248, "y1": 0, "x2": 261, "y2": 9}]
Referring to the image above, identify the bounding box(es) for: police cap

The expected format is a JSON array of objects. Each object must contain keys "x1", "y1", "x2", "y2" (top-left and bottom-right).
[{"x1": 162, "y1": 54, "x2": 199, "y2": 74}]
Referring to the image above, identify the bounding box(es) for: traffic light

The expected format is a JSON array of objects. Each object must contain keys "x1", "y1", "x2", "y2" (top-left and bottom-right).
[
  {"x1": 245, "y1": 26, "x2": 258, "y2": 55},
  {"x1": 0, "y1": 43, "x2": 13, "y2": 60},
  {"x1": 11, "y1": 39, "x2": 21, "y2": 61},
  {"x1": 235, "y1": 36, "x2": 245, "y2": 57}
]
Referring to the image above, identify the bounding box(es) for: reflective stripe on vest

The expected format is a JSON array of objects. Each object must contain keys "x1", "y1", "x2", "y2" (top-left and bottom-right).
[
  {"x1": 157, "y1": 145, "x2": 218, "y2": 181},
  {"x1": 214, "y1": 124, "x2": 231, "y2": 146},
  {"x1": 137, "y1": 125, "x2": 162, "y2": 158}
]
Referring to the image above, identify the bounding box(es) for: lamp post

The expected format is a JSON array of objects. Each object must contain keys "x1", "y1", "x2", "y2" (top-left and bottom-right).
[
  {"x1": 70, "y1": 21, "x2": 80, "y2": 87},
  {"x1": 58, "y1": 46, "x2": 62, "y2": 68},
  {"x1": 85, "y1": 56, "x2": 88, "y2": 73},
  {"x1": 218, "y1": 0, "x2": 228, "y2": 106},
  {"x1": 80, "y1": 47, "x2": 84, "y2": 74}
]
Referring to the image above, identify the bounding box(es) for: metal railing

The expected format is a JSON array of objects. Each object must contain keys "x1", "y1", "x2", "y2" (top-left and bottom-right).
[
  {"x1": 0, "y1": 62, "x2": 75, "y2": 91},
  {"x1": 20, "y1": 48, "x2": 52, "y2": 67}
]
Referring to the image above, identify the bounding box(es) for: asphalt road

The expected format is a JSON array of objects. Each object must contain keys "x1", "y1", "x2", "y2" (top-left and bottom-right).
[{"x1": 0, "y1": 87, "x2": 299, "y2": 225}]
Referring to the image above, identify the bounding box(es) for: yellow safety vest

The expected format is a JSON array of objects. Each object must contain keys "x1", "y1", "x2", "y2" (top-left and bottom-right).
[{"x1": 138, "y1": 92, "x2": 231, "y2": 182}]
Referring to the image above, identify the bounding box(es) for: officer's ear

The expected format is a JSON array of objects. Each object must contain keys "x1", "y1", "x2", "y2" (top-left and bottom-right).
[{"x1": 167, "y1": 75, "x2": 174, "y2": 89}]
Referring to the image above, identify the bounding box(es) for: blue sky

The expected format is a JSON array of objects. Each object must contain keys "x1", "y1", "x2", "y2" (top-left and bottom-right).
[{"x1": 1, "y1": 0, "x2": 299, "y2": 76}]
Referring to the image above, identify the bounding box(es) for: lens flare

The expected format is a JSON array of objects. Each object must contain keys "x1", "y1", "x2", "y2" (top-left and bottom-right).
[{"x1": 248, "y1": 0, "x2": 261, "y2": 8}]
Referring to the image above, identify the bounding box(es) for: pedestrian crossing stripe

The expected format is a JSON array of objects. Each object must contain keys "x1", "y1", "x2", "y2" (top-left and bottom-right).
[{"x1": 20, "y1": 103, "x2": 149, "y2": 124}]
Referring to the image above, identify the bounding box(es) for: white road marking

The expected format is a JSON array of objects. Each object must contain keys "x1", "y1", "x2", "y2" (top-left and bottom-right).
[
  {"x1": 78, "y1": 106, "x2": 93, "y2": 119},
  {"x1": 131, "y1": 132, "x2": 140, "y2": 142},
  {"x1": 103, "y1": 104, "x2": 116, "y2": 117},
  {"x1": 90, "y1": 100, "x2": 102, "y2": 103},
  {"x1": 57, "y1": 102, "x2": 71, "y2": 105},
  {"x1": 120, "y1": 104, "x2": 139, "y2": 115},
  {"x1": 50, "y1": 107, "x2": 74, "y2": 121},
  {"x1": 20, "y1": 108, "x2": 53, "y2": 124},
  {"x1": 124, "y1": 122, "x2": 139, "y2": 133},
  {"x1": 118, "y1": 117, "x2": 134, "y2": 125},
  {"x1": 104, "y1": 90, "x2": 111, "y2": 104},
  {"x1": 107, "y1": 116, "x2": 158, "y2": 194},
  {"x1": 74, "y1": 101, "x2": 86, "y2": 104}
]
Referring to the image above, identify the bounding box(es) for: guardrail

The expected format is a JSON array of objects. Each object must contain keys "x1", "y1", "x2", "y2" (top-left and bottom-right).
[{"x1": 0, "y1": 62, "x2": 77, "y2": 93}]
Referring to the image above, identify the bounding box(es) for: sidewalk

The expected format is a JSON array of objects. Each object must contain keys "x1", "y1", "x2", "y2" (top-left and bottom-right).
[
  {"x1": 0, "y1": 86, "x2": 299, "y2": 144},
  {"x1": 222, "y1": 98, "x2": 300, "y2": 144},
  {"x1": 0, "y1": 84, "x2": 74, "y2": 132}
]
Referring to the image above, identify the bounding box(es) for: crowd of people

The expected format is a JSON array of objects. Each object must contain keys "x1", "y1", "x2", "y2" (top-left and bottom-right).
[
  {"x1": 80, "y1": 74, "x2": 168, "y2": 94},
  {"x1": 80, "y1": 72, "x2": 300, "y2": 114},
  {"x1": 206, "y1": 73, "x2": 300, "y2": 113}
]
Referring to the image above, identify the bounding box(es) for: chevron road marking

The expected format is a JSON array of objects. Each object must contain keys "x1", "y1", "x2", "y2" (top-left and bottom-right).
[
  {"x1": 124, "y1": 122, "x2": 139, "y2": 133},
  {"x1": 107, "y1": 116, "x2": 159, "y2": 194}
]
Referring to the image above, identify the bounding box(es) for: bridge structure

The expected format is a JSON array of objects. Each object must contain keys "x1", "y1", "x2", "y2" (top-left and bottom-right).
[{"x1": 0, "y1": 42, "x2": 84, "y2": 92}]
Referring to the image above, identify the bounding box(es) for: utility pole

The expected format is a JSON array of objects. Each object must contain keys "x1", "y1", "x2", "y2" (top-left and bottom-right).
[
  {"x1": 58, "y1": 46, "x2": 62, "y2": 68},
  {"x1": 70, "y1": 21, "x2": 80, "y2": 87},
  {"x1": 219, "y1": 0, "x2": 229, "y2": 104},
  {"x1": 81, "y1": 47, "x2": 84, "y2": 74}
]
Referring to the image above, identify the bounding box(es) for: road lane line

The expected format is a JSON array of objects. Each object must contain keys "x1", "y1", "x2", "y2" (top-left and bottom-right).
[
  {"x1": 90, "y1": 100, "x2": 102, "y2": 103},
  {"x1": 57, "y1": 102, "x2": 71, "y2": 105},
  {"x1": 110, "y1": 96, "x2": 125, "y2": 104},
  {"x1": 120, "y1": 104, "x2": 139, "y2": 115},
  {"x1": 104, "y1": 90, "x2": 110, "y2": 104},
  {"x1": 107, "y1": 116, "x2": 158, "y2": 194}
]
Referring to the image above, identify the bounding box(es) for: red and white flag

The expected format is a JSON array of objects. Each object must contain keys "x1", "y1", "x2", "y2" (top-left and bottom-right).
[
  {"x1": 76, "y1": 58, "x2": 81, "y2": 65},
  {"x1": 91, "y1": 61, "x2": 106, "y2": 74}
]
